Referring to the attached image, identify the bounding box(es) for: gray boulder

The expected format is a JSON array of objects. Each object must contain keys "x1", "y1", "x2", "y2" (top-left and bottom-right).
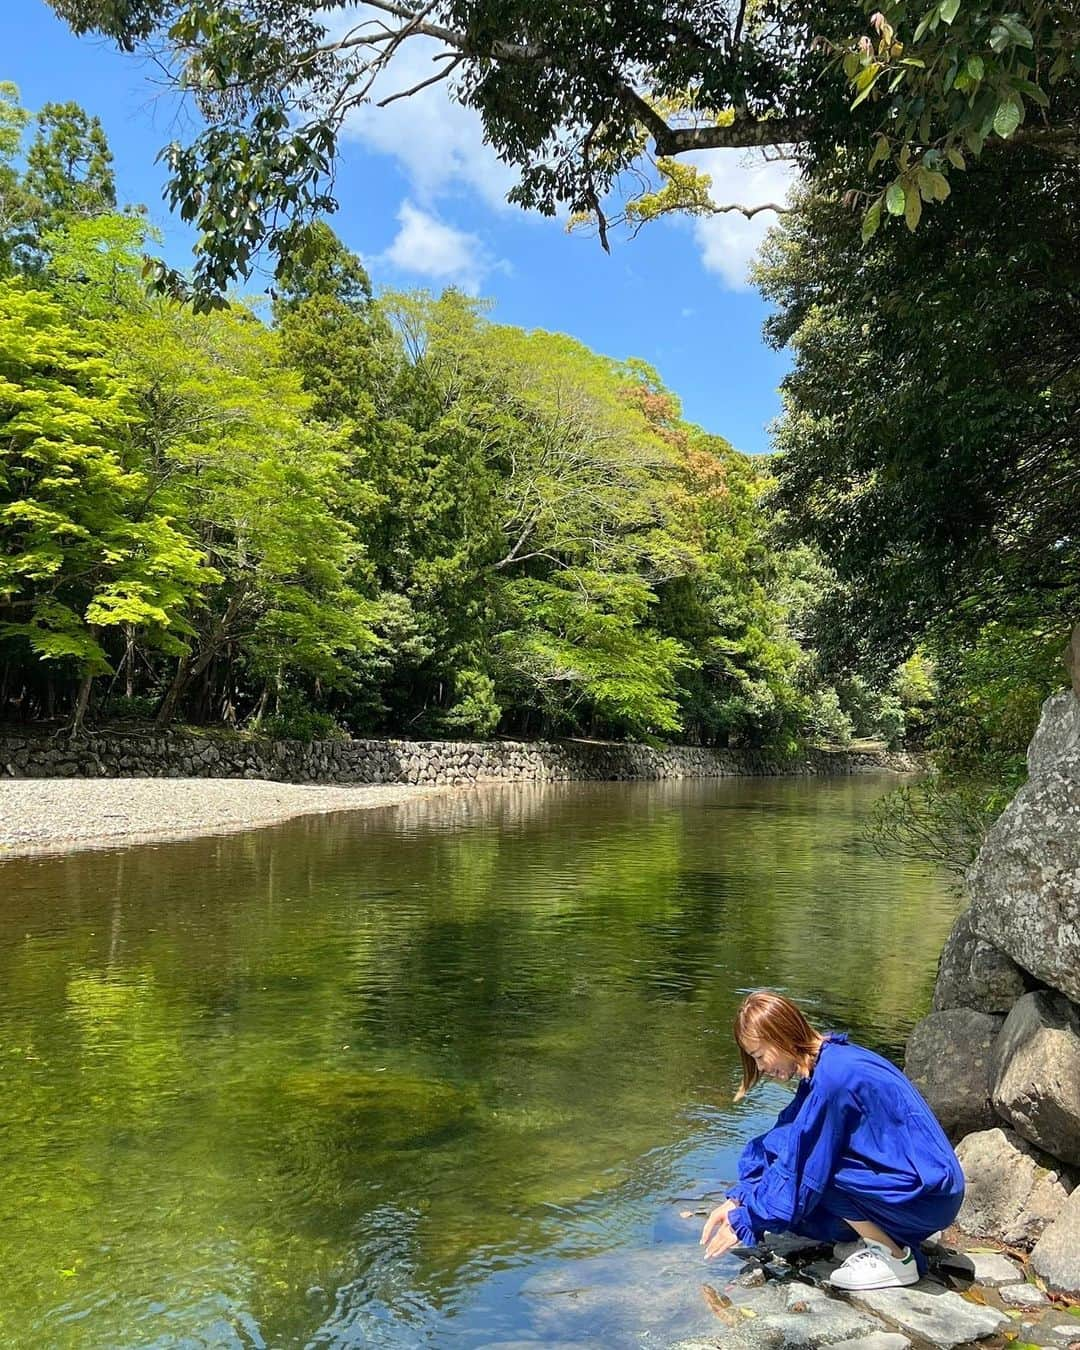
[
  {"x1": 852, "y1": 1284, "x2": 1007, "y2": 1348},
  {"x1": 1030, "y1": 1185, "x2": 1080, "y2": 1296},
  {"x1": 967, "y1": 692, "x2": 1080, "y2": 1004},
  {"x1": 1027, "y1": 687, "x2": 1080, "y2": 778},
  {"x1": 990, "y1": 990, "x2": 1080, "y2": 1166},
  {"x1": 932, "y1": 909, "x2": 1028, "y2": 1014},
  {"x1": 956, "y1": 1126, "x2": 1074, "y2": 1249},
  {"x1": 904, "y1": 1009, "x2": 1001, "y2": 1139}
]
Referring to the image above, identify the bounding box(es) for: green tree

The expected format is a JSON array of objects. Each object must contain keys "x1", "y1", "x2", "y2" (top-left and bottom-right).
[
  {"x1": 0, "y1": 83, "x2": 35, "y2": 277},
  {"x1": 755, "y1": 143, "x2": 1079, "y2": 678},
  {"x1": 0, "y1": 279, "x2": 209, "y2": 727},
  {"x1": 24, "y1": 100, "x2": 116, "y2": 228}
]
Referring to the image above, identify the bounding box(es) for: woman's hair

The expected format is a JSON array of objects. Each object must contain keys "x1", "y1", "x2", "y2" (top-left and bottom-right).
[{"x1": 733, "y1": 991, "x2": 822, "y2": 1101}]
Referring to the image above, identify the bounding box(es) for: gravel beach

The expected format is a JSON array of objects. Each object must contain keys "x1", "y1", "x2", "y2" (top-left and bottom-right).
[{"x1": 0, "y1": 777, "x2": 455, "y2": 860}]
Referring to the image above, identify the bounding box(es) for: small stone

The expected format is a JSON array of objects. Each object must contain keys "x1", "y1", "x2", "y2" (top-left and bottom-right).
[
  {"x1": 968, "y1": 1251, "x2": 1023, "y2": 1285},
  {"x1": 734, "y1": 1262, "x2": 766, "y2": 1288},
  {"x1": 1000, "y1": 1282, "x2": 1050, "y2": 1309}
]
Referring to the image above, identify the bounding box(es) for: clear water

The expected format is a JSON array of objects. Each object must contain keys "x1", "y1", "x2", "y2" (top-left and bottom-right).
[{"x1": 0, "y1": 775, "x2": 959, "y2": 1348}]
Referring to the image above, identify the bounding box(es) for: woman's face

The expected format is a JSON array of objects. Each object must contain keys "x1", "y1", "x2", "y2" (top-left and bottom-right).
[{"x1": 741, "y1": 1034, "x2": 799, "y2": 1082}]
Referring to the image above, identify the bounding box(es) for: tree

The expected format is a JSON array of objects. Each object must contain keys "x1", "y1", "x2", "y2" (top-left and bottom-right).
[
  {"x1": 24, "y1": 100, "x2": 117, "y2": 230},
  {"x1": 0, "y1": 83, "x2": 32, "y2": 276},
  {"x1": 107, "y1": 292, "x2": 379, "y2": 727},
  {"x1": 755, "y1": 140, "x2": 1079, "y2": 676},
  {"x1": 0, "y1": 279, "x2": 209, "y2": 727},
  {"x1": 49, "y1": 0, "x2": 1079, "y2": 305}
]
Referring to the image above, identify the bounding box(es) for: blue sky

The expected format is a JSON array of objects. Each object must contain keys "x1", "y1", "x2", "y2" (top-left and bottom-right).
[{"x1": 3, "y1": 1, "x2": 794, "y2": 454}]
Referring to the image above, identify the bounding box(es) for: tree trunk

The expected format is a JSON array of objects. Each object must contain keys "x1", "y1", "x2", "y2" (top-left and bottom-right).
[
  {"x1": 71, "y1": 672, "x2": 94, "y2": 736},
  {"x1": 124, "y1": 624, "x2": 135, "y2": 699}
]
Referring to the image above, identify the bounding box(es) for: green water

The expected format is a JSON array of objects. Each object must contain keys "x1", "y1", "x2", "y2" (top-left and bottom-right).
[{"x1": 0, "y1": 775, "x2": 959, "y2": 1348}]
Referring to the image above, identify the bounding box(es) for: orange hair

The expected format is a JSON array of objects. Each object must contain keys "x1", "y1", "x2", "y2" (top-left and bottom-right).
[{"x1": 733, "y1": 991, "x2": 823, "y2": 1101}]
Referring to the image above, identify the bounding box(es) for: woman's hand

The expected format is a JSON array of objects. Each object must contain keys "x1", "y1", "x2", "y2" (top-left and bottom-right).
[{"x1": 700, "y1": 1199, "x2": 741, "y2": 1259}]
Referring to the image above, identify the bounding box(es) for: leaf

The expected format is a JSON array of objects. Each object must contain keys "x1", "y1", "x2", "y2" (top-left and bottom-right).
[
  {"x1": 1015, "y1": 78, "x2": 1050, "y2": 108},
  {"x1": 1001, "y1": 17, "x2": 1034, "y2": 48},
  {"x1": 886, "y1": 182, "x2": 907, "y2": 215},
  {"x1": 993, "y1": 97, "x2": 1022, "y2": 138},
  {"x1": 851, "y1": 67, "x2": 883, "y2": 108},
  {"x1": 947, "y1": 146, "x2": 966, "y2": 169},
  {"x1": 938, "y1": 0, "x2": 961, "y2": 25},
  {"x1": 861, "y1": 198, "x2": 884, "y2": 242},
  {"x1": 921, "y1": 169, "x2": 951, "y2": 201},
  {"x1": 904, "y1": 185, "x2": 923, "y2": 231},
  {"x1": 869, "y1": 136, "x2": 891, "y2": 170},
  {"x1": 966, "y1": 54, "x2": 984, "y2": 80}
]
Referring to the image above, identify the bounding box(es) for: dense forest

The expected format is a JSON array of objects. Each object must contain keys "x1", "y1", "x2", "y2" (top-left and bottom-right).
[{"x1": 0, "y1": 84, "x2": 928, "y2": 750}]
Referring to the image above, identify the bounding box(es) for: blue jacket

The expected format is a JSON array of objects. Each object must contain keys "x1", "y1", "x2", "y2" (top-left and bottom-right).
[{"x1": 725, "y1": 1034, "x2": 964, "y2": 1249}]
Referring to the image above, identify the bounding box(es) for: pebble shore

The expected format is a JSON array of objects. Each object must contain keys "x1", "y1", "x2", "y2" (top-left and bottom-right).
[{"x1": 0, "y1": 777, "x2": 454, "y2": 859}]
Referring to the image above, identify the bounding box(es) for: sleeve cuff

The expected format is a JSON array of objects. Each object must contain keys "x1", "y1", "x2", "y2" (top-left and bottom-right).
[{"x1": 727, "y1": 1204, "x2": 757, "y2": 1247}]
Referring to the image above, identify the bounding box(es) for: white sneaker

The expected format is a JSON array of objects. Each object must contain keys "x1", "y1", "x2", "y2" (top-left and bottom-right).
[
  {"x1": 828, "y1": 1240, "x2": 919, "y2": 1291},
  {"x1": 833, "y1": 1237, "x2": 867, "y2": 1262}
]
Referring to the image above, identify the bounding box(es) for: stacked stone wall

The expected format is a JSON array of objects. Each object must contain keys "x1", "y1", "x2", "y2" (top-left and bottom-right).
[{"x1": 0, "y1": 729, "x2": 913, "y2": 786}]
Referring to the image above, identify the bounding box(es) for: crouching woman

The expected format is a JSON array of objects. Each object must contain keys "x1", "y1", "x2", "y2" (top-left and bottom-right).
[{"x1": 701, "y1": 991, "x2": 964, "y2": 1291}]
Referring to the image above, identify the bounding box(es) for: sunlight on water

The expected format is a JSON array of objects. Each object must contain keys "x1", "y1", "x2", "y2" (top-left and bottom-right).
[{"x1": 0, "y1": 775, "x2": 959, "y2": 1347}]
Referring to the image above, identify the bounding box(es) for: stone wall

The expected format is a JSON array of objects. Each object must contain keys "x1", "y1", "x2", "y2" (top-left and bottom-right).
[
  {"x1": 904, "y1": 648, "x2": 1080, "y2": 1298},
  {"x1": 0, "y1": 727, "x2": 913, "y2": 786}
]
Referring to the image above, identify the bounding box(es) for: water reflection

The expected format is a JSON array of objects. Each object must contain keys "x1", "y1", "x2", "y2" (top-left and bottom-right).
[{"x1": 0, "y1": 775, "x2": 958, "y2": 1346}]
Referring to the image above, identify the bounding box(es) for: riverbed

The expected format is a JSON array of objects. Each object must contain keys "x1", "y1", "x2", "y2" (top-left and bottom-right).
[{"x1": 0, "y1": 775, "x2": 959, "y2": 1347}]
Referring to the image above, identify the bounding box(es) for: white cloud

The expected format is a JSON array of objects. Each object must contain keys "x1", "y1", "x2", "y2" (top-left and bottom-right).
[
  {"x1": 687, "y1": 149, "x2": 800, "y2": 290},
  {"x1": 333, "y1": 17, "x2": 517, "y2": 210},
  {"x1": 382, "y1": 200, "x2": 494, "y2": 291}
]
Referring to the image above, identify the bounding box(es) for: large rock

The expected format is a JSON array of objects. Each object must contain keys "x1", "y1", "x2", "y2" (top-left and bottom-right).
[
  {"x1": 904, "y1": 1009, "x2": 1001, "y2": 1139},
  {"x1": 932, "y1": 909, "x2": 1028, "y2": 1014},
  {"x1": 990, "y1": 990, "x2": 1080, "y2": 1166},
  {"x1": 851, "y1": 1284, "x2": 1007, "y2": 1348},
  {"x1": 967, "y1": 691, "x2": 1080, "y2": 1004},
  {"x1": 955, "y1": 1127, "x2": 1074, "y2": 1249},
  {"x1": 1030, "y1": 1185, "x2": 1080, "y2": 1296},
  {"x1": 1027, "y1": 687, "x2": 1080, "y2": 778}
]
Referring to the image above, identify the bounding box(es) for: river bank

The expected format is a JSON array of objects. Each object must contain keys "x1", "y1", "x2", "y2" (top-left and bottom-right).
[{"x1": 0, "y1": 776, "x2": 456, "y2": 860}]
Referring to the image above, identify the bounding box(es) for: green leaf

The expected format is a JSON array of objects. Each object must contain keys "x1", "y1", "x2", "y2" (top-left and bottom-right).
[
  {"x1": 904, "y1": 185, "x2": 923, "y2": 230},
  {"x1": 946, "y1": 146, "x2": 966, "y2": 170},
  {"x1": 920, "y1": 169, "x2": 951, "y2": 201},
  {"x1": 861, "y1": 198, "x2": 883, "y2": 242},
  {"x1": 886, "y1": 182, "x2": 907, "y2": 215},
  {"x1": 1015, "y1": 78, "x2": 1050, "y2": 108},
  {"x1": 869, "y1": 136, "x2": 891, "y2": 170},
  {"x1": 1001, "y1": 18, "x2": 1034, "y2": 48},
  {"x1": 993, "y1": 97, "x2": 1022, "y2": 138},
  {"x1": 938, "y1": 0, "x2": 961, "y2": 25},
  {"x1": 966, "y1": 54, "x2": 984, "y2": 80}
]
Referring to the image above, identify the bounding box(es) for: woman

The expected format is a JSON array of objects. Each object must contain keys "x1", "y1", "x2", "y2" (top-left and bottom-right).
[{"x1": 700, "y1": 991, "x2": 964, "y2": 1291}]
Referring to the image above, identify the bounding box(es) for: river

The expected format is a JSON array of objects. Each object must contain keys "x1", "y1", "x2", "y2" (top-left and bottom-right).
[{"x1": 0, "y1": 774, "x2": 959, "y2": 1347}]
